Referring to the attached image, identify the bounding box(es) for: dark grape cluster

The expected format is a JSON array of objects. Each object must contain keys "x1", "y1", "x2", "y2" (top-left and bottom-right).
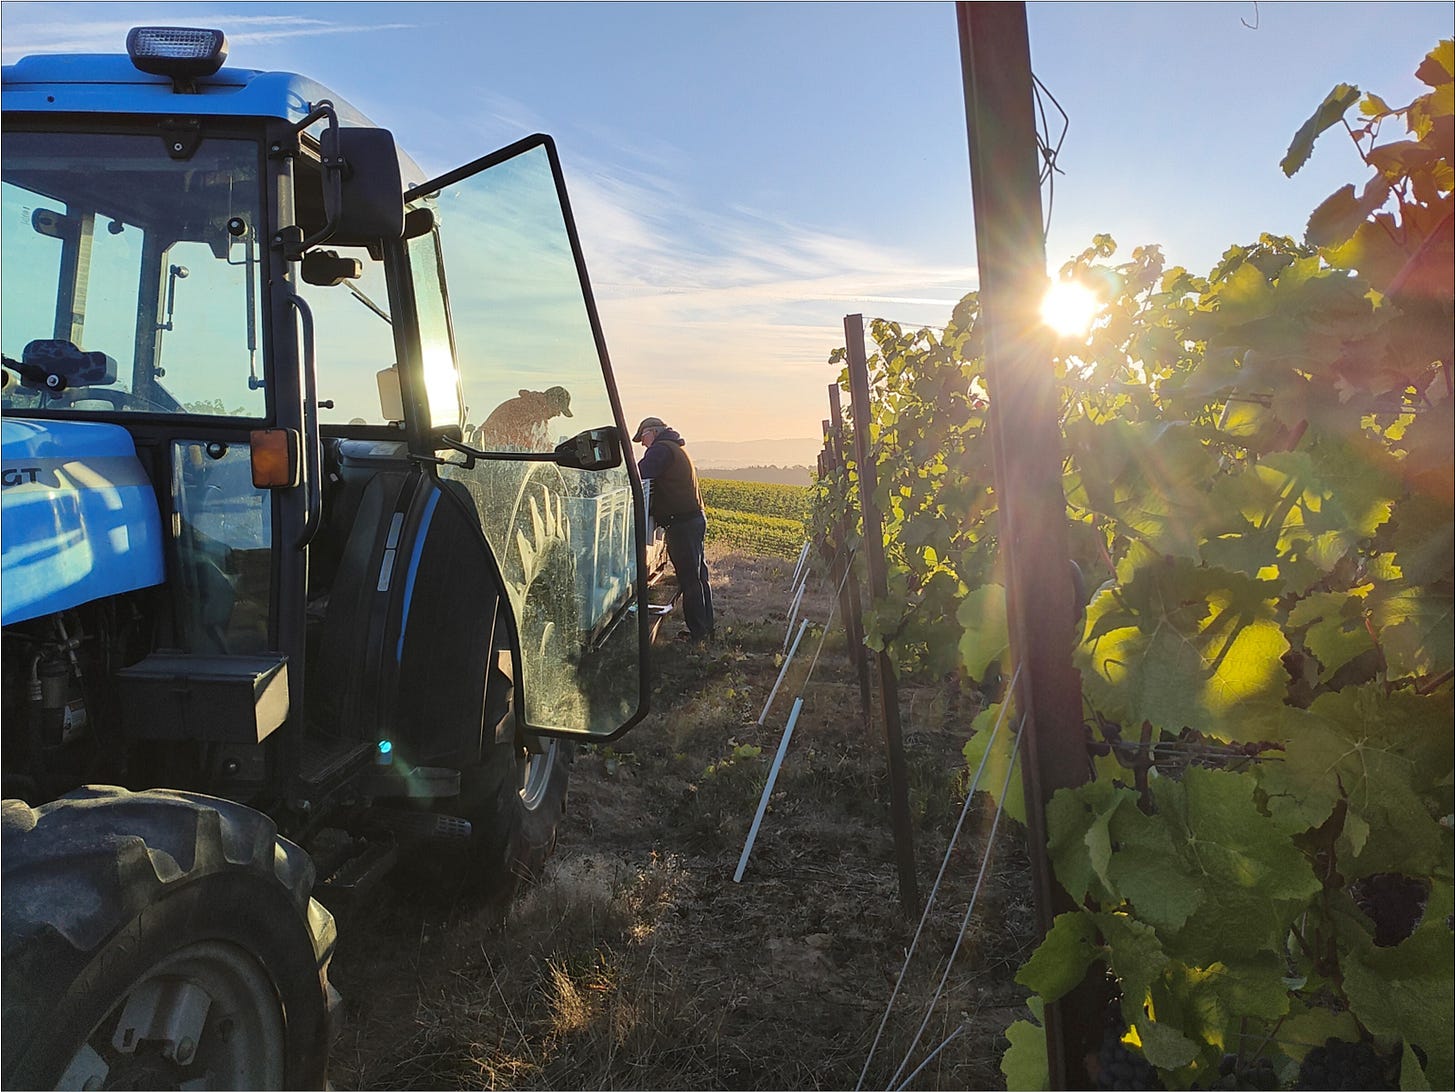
[
  {"x1": 1093, "y1": 1031, "x2": 1163, "y2": 1091},
  {"x1": 1292, "y1": 1037, "x2": 1398, "y2": 1090},
  {"x1": 1217, "y1": 1053, "x2": 1278, "y2": 1090},
  {"x1": 1350, "y1": 873, "x2": 1428, "y2": 947}
]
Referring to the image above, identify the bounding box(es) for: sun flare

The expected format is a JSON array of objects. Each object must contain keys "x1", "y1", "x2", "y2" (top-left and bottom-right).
[{"x1": 1041, "y1": 280, "x2": 1100, "y2": 337}]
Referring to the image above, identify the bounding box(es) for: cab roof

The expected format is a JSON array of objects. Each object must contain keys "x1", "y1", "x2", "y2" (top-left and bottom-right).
[{"x1": 2, "y1": 53, "x2": 427, "y2": 188}]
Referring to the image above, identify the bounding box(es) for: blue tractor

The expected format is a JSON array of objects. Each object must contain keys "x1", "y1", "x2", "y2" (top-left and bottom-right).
[{"x1": 1, "y1": 27, "x2": 652, "y2": 1089}]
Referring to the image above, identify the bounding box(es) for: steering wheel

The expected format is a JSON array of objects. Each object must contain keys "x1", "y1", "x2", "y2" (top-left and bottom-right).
[{"x1": 56, "y1": 386, "x2": 181, "y2": 414}]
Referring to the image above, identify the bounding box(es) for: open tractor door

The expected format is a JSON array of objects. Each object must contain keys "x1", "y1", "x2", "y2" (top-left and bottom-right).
[{"x1": 2, "y1": 27, "x2": 648, "y2": 1090}]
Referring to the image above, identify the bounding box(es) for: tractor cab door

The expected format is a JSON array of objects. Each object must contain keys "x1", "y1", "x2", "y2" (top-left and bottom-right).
[{"x1": 404, "y1": 136, "x2": 648, "y2": 741}]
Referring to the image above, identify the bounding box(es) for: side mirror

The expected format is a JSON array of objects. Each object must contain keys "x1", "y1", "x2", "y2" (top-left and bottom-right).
[
  {"x1": 301, "y1": 250, "x2": 362, "y2": 286},
  {"x1": 321, "y1": 127, "x2": 404, "y2": 244},
  {"x1": 554, "y1": 427, "x2": 623, "y2": 472}
]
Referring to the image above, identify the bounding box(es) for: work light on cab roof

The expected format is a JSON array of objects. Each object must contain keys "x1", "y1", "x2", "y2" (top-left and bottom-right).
[{"x1": 125, "y1": 26, "x2": 228, "y2": 82}]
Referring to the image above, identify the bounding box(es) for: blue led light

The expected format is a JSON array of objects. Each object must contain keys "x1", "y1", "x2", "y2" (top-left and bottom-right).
[{"x1": 378, "y1": 740, "x2": 393, "y2": 755}]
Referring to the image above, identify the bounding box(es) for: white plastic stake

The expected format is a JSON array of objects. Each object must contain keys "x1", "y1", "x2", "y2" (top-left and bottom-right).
[
  {"x1": 783, "y1": 582, "x2": 807, "y2": 649},
  {"x1": 789, "y1": 539, "x2": 812, "y2": 592},
  {"x1": 760, "y1": 618, "x2": 810, "y2": 725},
  {"x1": 734, "y1": 696, "x2": 804, "y2": 883}
]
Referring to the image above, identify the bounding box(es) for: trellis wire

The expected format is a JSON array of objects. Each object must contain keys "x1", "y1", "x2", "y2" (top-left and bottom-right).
[
  {"x1": 893, "y1": 1023, "x2": 965, "y2": 1092},
  {"x1": 759, "y1": 543, "x2": 858, "y2": 727},
  {"x1": 854, "y1": 672, "x2": 1023, "y2": 1092},
  {"x1": 885, "y1": 712, "x2": 1028, "y2": 1092}
]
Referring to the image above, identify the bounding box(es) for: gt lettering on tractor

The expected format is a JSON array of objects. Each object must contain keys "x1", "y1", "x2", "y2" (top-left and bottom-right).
[
  {"x1": 0, "y1": 467, "x2": 40, "y2": 487},
  {"x1": 0, "y1": 26, "x2": 654, "y2": 1091}
]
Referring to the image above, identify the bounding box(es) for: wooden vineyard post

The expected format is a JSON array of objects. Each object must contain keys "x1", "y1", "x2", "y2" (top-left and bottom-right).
[
  {"x1": 827, "y1": 383, "x2": 874, "y2": 735},
  {"x1": 957, "y1": 3, "x2": 1099, "y2": 1086},
  {"x1": 844, "y1": 313, "x2": 920, "y2": 916}
]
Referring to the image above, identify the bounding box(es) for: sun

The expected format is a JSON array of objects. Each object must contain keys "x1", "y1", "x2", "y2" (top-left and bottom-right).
[{"x1": 1041, "y1": 280, "x2": 1100, "y2": 337}]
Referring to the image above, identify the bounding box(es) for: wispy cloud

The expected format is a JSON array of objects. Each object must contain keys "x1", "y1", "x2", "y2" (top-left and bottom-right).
[
  {"x1": 564, "y1": 159, "x2": 975, "y2": 444},
  {"x1": 1, "y1": 15, "x2": 413, "y2": 63}
]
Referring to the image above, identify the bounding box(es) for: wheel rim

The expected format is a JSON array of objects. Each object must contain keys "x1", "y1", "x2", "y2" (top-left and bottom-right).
[
  {"x1": 519, "y1": 740, "x2": 558, "y2": 812},
  {"x1": 56, "y1": 940, "x2": 285, "y2": 1091}
]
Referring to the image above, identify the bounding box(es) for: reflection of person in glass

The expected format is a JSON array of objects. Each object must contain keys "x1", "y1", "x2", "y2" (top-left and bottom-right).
[
  {"x1": 634, "y1": 416, "x2": 714, "y2": 643},
  {"x1": 475, "y1": 385, "x2": 573, "y2": 449}
]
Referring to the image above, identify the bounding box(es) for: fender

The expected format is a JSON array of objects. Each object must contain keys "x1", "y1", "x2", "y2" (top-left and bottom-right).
[{"x1": 1, "y1": 418, "x2": 165, "y2": 625}]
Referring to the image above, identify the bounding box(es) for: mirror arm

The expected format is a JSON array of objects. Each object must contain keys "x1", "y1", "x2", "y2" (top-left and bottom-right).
[
  {"x1": 279, "y1": 101, "x2": 345, "y2": 261},
  {"x1": 436, "y1": 432, "x2": 561, "y2": 468}
]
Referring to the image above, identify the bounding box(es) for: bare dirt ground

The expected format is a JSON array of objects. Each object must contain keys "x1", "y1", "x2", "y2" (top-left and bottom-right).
[{"x1": 328, "y1": 547, "x2": 1036, "y2": 1090}]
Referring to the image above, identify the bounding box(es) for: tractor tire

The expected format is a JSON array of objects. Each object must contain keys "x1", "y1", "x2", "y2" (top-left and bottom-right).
[
  {"x1": 459, "y1": 733, "x2": 574, "y2": 902},
  {"x1": 400, "y1": 731, "x2": 574, "y2": 908},
  {"x1": 1, "y1": 786, "x2": 337, "y2": 1091}
]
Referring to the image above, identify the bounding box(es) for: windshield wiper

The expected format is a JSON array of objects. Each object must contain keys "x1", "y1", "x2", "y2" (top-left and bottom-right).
[{"x1": 347, "y1": 283, "x2": 391, "y2": 325}]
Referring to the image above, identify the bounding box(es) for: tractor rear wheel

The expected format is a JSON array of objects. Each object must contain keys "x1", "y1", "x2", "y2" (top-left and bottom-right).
[
  {"x1": 2, "y1": 786, "x2": 337, "y2": 1090},
  {"x1": 458, "y1": 731, "x2": 573, "y2": 902}
]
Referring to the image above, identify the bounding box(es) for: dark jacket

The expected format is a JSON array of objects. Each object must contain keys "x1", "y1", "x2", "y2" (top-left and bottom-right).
[{"x1": 638, "y1": 428, "x2": 702, "y2": 521}]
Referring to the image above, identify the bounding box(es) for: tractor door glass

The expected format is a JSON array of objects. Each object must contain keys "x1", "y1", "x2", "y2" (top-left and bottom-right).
[
  {"x1": 170, "y1": 439, "x2": 272, "y2": 654},
  {"x1": 1, "y1": 131, "x2": 265, "y2": 418},
  {"x1": 409, "y1": 139, "x2": 646, "y2": 739},
  {"x1": 294, "y1": 245, "x2": 399, "y2": 426}
]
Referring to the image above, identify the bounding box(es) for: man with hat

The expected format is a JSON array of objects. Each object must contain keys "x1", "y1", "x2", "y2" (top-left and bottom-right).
[
  {"x1": 475, "y1": 385, "x2": 574, "y2": 449},
  {"x1": 634, "y1": 416, "x2": 714, "y2": 643}
]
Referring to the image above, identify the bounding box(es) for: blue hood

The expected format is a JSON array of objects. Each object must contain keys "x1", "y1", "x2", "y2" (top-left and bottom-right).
[{"x1": 2, "y1": 418, "x2": 166, "y2": 625}]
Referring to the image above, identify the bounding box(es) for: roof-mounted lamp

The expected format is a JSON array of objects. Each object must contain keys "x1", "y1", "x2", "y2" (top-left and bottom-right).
[{"x1": 126, "y1": 27, "x2": 228, "y2": 91}]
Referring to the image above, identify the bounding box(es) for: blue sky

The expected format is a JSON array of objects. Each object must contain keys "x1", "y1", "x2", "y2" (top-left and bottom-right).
[{"x1": 3, "y1": 2, "x2": 1450, "y2": 454}]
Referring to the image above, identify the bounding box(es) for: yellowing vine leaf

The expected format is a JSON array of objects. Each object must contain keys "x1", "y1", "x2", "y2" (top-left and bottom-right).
[{"x1": 1081, "y1": 560, "x2": 1289, "y2": 740}]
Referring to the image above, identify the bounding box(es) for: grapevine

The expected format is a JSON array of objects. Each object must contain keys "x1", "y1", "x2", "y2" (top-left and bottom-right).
[{"x1": 815, "y1": 42, "x2": 1454, "y2": 1090}]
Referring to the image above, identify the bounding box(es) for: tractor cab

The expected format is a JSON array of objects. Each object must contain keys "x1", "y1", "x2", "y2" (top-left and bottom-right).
[
  {"x1": 0, "y1": 28, "x2": 657, "y2": 1088},
  {"x1": 1, "y1": 26, "x2": 650, "y2": 809}
]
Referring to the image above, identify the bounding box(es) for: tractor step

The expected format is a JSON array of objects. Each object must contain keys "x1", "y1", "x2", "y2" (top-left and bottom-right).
[
  {"x1": 298, "y1": 738, "x2": 376, "y2": 793},
  {"x1": 353, "y1": 807, "x2": 473, "y2": 843}
]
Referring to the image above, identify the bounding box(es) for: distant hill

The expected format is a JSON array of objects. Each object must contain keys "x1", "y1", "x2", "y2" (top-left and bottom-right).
[
  {"x1": 687, "y1": 437, "x2": 821, "y2": 470},
  {"x1": 702, "y1": 465, "x2": 813, "y2": 486}
]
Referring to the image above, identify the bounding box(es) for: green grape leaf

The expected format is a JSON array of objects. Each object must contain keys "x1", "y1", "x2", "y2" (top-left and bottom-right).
[
  {"x1": 1137, "y1": 1019, "x2": 1201, "y2": 1071},
  {"x1": 1048, "y1": 781, "x2": 1133, "y2": 903},
  {"x1": 1066, "y1": 419, "x2": 1219, "y2": 559},
  {"x1": 1193, "y1": 956, "x2": 1293, "y2": 1024},
  {"x1": 1258, "y1": 439, "x2": 1399, "y2": 576},
  {"x1": 1105, "y1": 804, "x2": 1206, "y2": 934},
  {"x1": 1282, "y1": 83, "x2": 1363, "y2": 176},
  {"x1": 1402, "y1": 1042, "x2": 1434, "y2": 1092},
  {"x1": 1259, "y1": 687, "x2": 1452, "y2": 876},
  {"x1": 1097, "y1": 911, "x2": 1170, "y2": 1017},
  {"x1": 1149, "y1": 769, "x2": 1320, "y2": 963},
  {"x1": 957, "y1": 584, "x2": 1010, "y2": 680},
  {"x1": 1279, "y1": 1004, "x2": 1362, "y2": 1063},
  {"x1": 1381, "y1": 492, "x2": 1456, "y2": 588},
  {"x1": 1002, "y1": 1017, "x2": 1049, "y2": 1092},
  {"x1": 963, "y1": 702, "x2": 1026, "y2": 825},
  {"x1": 1288, "y1": 589, "x2": 1375, "y2": 677},
  {"x1": 1016, "y1": 911, "x2": 1099, "y2": 1001},
  {"x1": 1370, "y1": 585, "x2": 1456, "y2": 679},
  {"x1": 1343, "y1": 922, "x2": 1456, "y2": 1089},
  {"x1": 1080, "y1": 560, "x2": 1289, "y2": 741}
]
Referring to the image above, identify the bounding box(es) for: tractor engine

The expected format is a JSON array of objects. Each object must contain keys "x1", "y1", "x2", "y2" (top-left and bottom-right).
[
  {"x1": 1, "y1": 412, "x2": 169, "y2": 801},
  {"x1": 0, "y1": 599, "x2": 150, "y2": 801}
]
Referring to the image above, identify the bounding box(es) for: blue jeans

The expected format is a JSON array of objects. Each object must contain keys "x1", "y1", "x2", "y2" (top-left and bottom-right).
[{"x1": 665, "y1": 512, "x2": 713, "y2": 638}]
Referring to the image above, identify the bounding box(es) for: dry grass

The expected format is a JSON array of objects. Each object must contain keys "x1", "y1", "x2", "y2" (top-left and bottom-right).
[{"x1": 328, "y1": 546, "x2": 1035, "y2": 1090}]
